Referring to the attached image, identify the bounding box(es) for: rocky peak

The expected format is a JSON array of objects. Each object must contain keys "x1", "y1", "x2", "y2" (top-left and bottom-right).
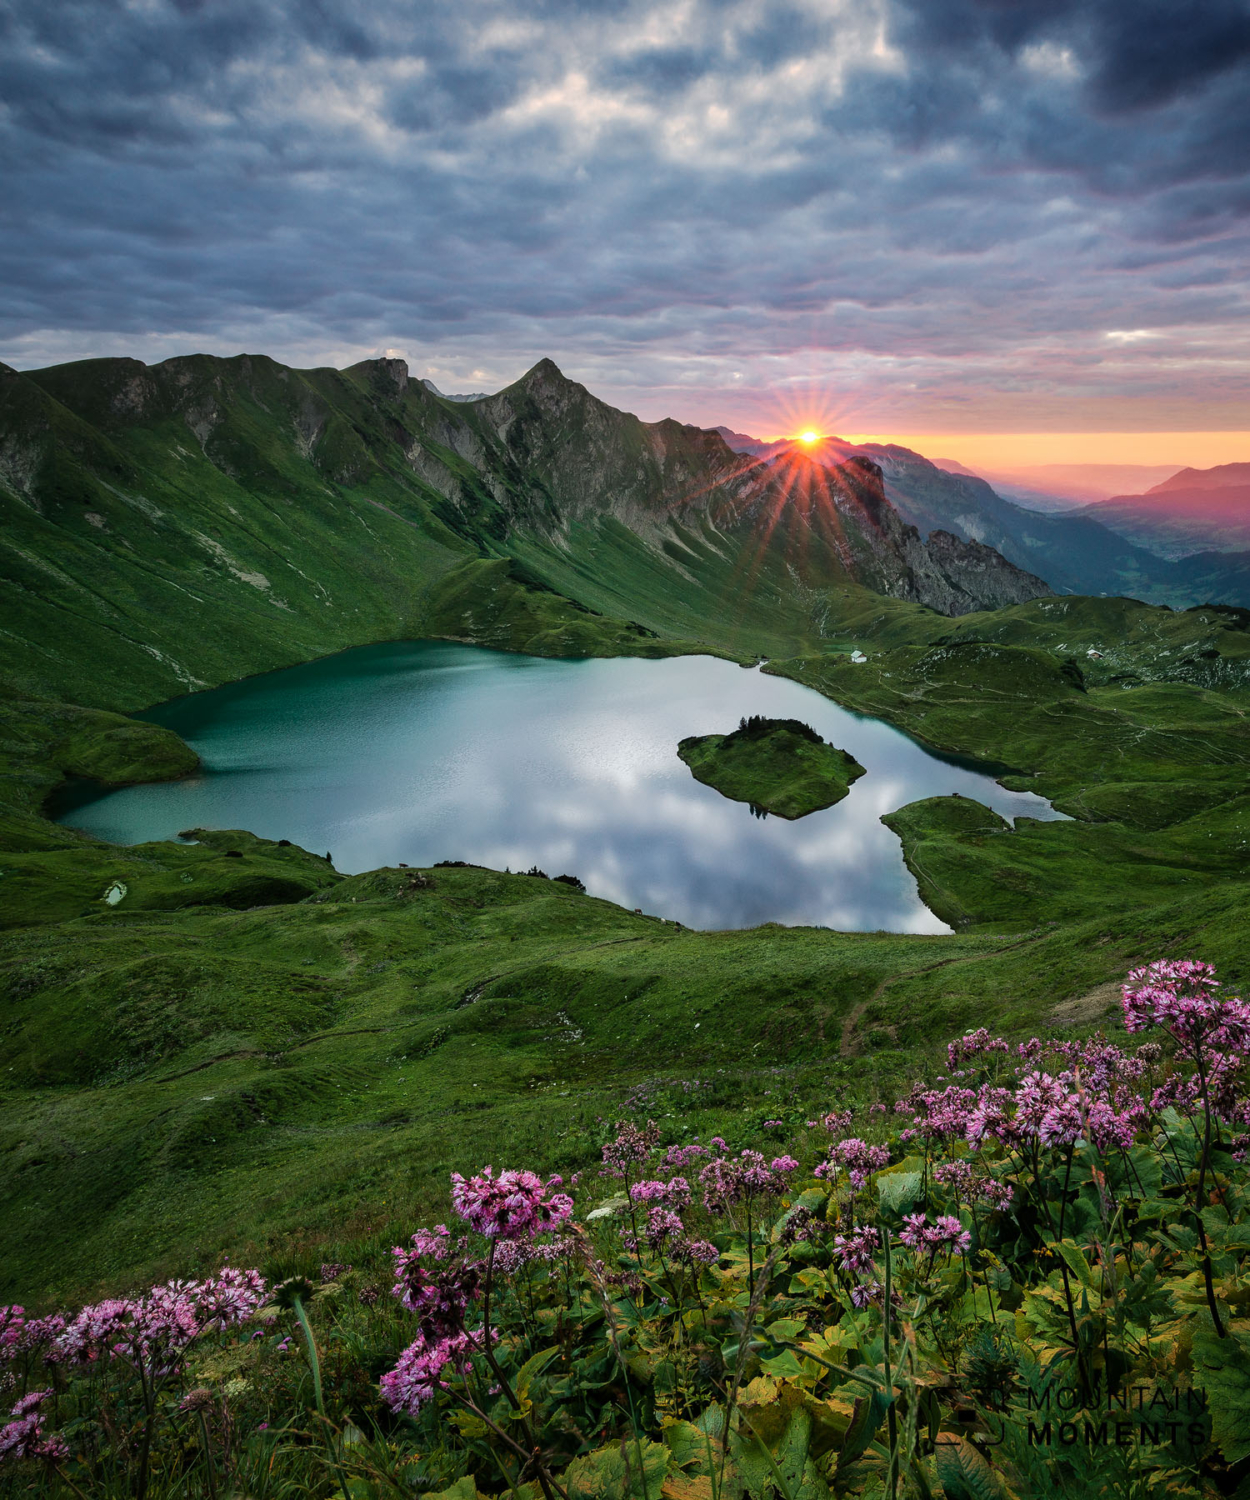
[{"x1": 376, "y1": 357, "x2": 409, "y2": 394}]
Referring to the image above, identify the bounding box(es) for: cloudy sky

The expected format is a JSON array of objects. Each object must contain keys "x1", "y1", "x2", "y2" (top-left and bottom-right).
[{"x1": 2, "y1": 0, "x2": 1248, "y2": 460}]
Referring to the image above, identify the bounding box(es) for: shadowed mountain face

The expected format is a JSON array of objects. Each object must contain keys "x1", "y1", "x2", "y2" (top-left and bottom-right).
[{"x1": 0, "y1": 354, "x2": 1048, "y2": 707}]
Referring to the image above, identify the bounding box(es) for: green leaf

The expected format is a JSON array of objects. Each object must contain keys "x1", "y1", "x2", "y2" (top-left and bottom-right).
[
  {"x1": 1203, "y1": 1208, "x2": 1250, "y2": 1250},
  {"x1": 662, "y1": 1418, "x2": 712, "y2": 1471},
  {"x1": 933, "y1": 1437, "x2": 1006, "y2": 1500},
  {"x1": 586, "y1": 1194, "x2": 631, "y2": 1221},
  {"x1": 565, "y1": 1439, "x2": 669, "y2": 1500},
  {"x1": 1052, "y1": 1238, "x2": 1097, "y2": 1291},
  {"x1": 514, "y1": 1344, "x2": 560, "y2": 1402},
  {"x1": 1192, "y1": 1322, "x2": 1250, "y2": 1463},
  {"x1": 419, "y1": 1479, "x2": 486, "y2": 1500},
  {"x1": 835, "y1": 1390, "x2": 889, "y2": 1475},
  {"x1": 760, "y1": 1348, "x2": 810, "y2": 1380},
  {"x1": 879, "y1": 1171, "x2": 923, "y2": 1213}
]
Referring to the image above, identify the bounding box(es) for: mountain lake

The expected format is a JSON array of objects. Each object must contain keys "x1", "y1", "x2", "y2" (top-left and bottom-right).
[{"x1": 54, "y1": 641, "x2": 1066, "y2": 933}]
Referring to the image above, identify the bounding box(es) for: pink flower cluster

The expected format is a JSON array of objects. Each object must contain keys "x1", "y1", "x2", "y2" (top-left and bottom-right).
[
  {"x1": 898, "y1": 1214, "x2": 972, "y2": 1256},
  {"x1": 947, "y1": 1029, "x2": 1010, "y2": 1071},
  {"x1": 895, "y1": 1085, "x2": 977, "y2": 1146},
  {"x1": 601, "y1": 1121, "x2": 661, "y2": 1178},
  {"x1": 1123, "y1": 959, "x2": 1250, "y2": 1056},
  {"x1": 628, "y1": 1177, "x2": 691, "y2": 1207},
  {"x1": 816, "y1": 1138, "x2": 889, "y2": 1189},
  {"x1": 833, "y1": 1226, "x2": 880, "y2": 1273},
  {"x1": 390, "y1": 1230, "x2": 482, "y2": 1339},
  {"x1": 0, "y1": 1391, "x2": 65, "y2": 1469},
  {"x1": 385, "y1": 1166, "x2": 578, "y2": 1419},
  {"x1": 0, "y1": 1309, "x2": 65, "y2": 1362},
  {"x1": 698, "y1": 1150, "x2": 794, "y2": 1215},
  {"x1": 381, "y1": 1331, "x2": 478, "y2": 1416},
  {"x1": 671, "y1": 1238, "x2": 720, "y2": 1267},
  {"x1": 663, "y1": 1142, "x2": 711, "y2": 1168},
  {"x1": 933, "y1": 1160, "x2": 1015, "y2": 1211},
  {"x1": 449, "y1": 1167, "x2": 573, "y2": 1241},
  {"x1": 56, "y1": 1268, "x2": 266, "y2": 1371}
]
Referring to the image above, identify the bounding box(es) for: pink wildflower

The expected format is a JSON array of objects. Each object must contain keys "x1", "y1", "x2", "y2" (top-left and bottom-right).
[
  {"x1": 645, "y1": 1207, "x2": 685, "y2": 1247},
  {"x1": 898, "y1": 1213, "x2": 972, "y2": 1256},
  {"x1": 663, "y1": 1142, "x2": 709, "y2": 1168},
  {"x1": 381, "y1": 1331, "x2": 477, "y2": 1416},
  {"x1": 818, "y1": 1138, "x2": 889, "y2": 1190},
  {"x1": 833, "y1": 1226, "x2": 880, "y2": 1273},
  {"x1": 672, "y1": 1238, "x2": 720, "y2": 1266},
  {"x1": 450, "y1": 1167, "x2": 573, "y2": 1240},
  {"x1": 1123, "y1": 960, "x2": 1250, "y2": 1057},
  {"x1": 601, "y1": 1121, "x2": 661, "y2": 1178},
  {"x1": 947, "y1": 1029, "x2": 1009, "y2": 1070},
  {"x1": 0, "y1": 1308, "x2": 24, "y2": 1353},
  {"x1": 629, "y1": 1177, "x2": 691, "y2": 1207}
]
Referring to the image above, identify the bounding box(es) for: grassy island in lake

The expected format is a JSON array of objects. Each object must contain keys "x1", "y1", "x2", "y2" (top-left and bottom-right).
[{"x1": 677, "y1": 714, "x2": 866, "y2": 818}]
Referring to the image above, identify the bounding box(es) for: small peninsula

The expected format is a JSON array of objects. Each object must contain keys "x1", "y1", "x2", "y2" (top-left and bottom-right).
[{"x1": 677, "y1": 715, "x2": 866, "y2": 819}]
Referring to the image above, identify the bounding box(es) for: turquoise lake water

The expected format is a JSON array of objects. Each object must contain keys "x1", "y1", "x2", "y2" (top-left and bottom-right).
[{"x1": 55, "y1": 642, "x2": 1065, "y2": 933}]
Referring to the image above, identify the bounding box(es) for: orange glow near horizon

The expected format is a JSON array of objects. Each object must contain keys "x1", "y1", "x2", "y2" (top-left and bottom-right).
[{"x1": 832, "y1": 430, "x2": 1250, "y2": 472}]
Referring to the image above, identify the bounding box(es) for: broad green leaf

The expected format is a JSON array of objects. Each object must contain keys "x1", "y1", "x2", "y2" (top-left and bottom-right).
[
  {"x1": 933, "y1": 1437, "x2": 1006, "y2": 1500},
  {"x1": 419, "y1": 1479, "x2": 487, "y2": 1500},
  {"x1": 766, "y1": 1316, "x2": 808, "y2": 1342},
  {"x1": 662, "y1": 1418, "x2": 713, "y2": 1472},
  {"x1": 1053, "y1": 1238, "x2": 1097, "y2": 1291},
  {"x1": 1192, "y1": 1322, "x2": 1250, "y2": 1463},
  {"x1": 659, "y1": 1477, "x2": 715, "y2": 1500},
  {"x1": 565, "y1": 1439, "x2": 669, "y2": 1500},
  {"x1": 586, "y1": 1194, "x2": 630, "y2": 1221},
  {"x1": 760, "y1": 1348, "x2": 810, "y2": 1380},
  {"x1": 835, "y1": 1390, "x2": 889, "y2": 1475},
  {"x1": 879, "y1": 1171, "x2": 923, "y2": 1213}
]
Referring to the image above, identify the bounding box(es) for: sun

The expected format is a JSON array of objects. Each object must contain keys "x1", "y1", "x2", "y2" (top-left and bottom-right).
[{"x1": 798, "y1": 430, "x2": 820, "y2": 445}]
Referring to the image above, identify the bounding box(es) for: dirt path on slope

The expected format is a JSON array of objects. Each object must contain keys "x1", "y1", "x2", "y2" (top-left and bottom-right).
[{"x1": 839, "y1": 928, "x2": 1054, "y2": 1058}]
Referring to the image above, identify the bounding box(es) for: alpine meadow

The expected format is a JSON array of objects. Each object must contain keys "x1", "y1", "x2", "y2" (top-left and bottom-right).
[{"x1": 4, "y1": 2, "x2": 1250, "y2": 1497}]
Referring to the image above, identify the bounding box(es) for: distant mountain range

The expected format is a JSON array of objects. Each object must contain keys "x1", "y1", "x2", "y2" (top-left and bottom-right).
[
  {"x1": 1068, "y1": 463, "x2": 1250, "y2": 560},
  {"x1": 421, "y1": 379, "x2": 492, "y2": 403},
  {"x1": 718, "y1": 431, "x2": 1250, "y2": 607},
  {"x1": 970, "y1": 462, "x2": 1185, "y2": 505}
]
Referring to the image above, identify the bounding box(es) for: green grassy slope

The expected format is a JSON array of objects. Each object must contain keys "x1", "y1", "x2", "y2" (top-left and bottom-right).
[
  {"x1": 7, "y1": 859, "x2": 1250, "y2": 1303},
  {"x1": 768, "y1": 616, "x2": 1250, "y2": 931}
]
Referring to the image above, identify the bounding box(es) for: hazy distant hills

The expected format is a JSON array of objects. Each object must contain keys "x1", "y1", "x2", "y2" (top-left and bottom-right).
[
  {"x1": 719, "y1": 430, "x2": 1250, "y2": 608},
  {"x1": 1069, "y1": 463, "x2": 1250, "y2": 560},
  {"x1": 0, "y1": 354, "x2": 1047, "y2": 708},
  {"x1": 974, "y1": 462, "x2": 1184, "y2": 506}
]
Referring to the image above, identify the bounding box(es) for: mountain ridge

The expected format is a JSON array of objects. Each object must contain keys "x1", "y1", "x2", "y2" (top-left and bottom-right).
[
  {"x1": 0, "y1": 352, "x2": 1049, "y2": 710},
  {"x1": 714, "y1": 428, "x2": 1250, "y2": 605}
]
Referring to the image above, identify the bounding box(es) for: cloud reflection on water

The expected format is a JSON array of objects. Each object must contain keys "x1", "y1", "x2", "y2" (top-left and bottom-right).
[{"x1": 57, "y1": 643, "x2": 1065, "y2": 935}]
